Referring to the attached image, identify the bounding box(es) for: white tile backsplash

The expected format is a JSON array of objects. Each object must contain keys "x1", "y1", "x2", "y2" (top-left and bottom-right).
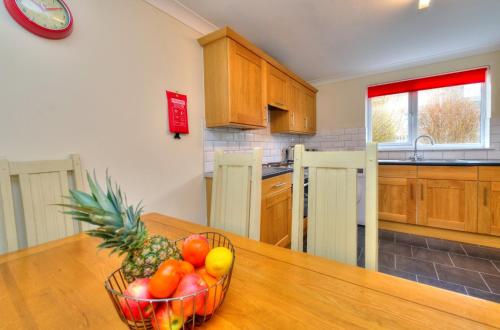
[
  {"x1": 203, "y1": 123, "x2": 500, "y2": 171},
  {"x1": 442, "y1": 151, "x2": 465, "y2": 159},
  {"x1": 463, "y1": 150, "x2": 488, "y2": 160},
  {"x1": 203, "y1": 125, "x2": 301, "y2": 171}
]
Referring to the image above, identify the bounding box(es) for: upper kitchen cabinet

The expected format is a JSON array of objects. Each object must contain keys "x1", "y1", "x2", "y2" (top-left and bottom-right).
[
  {"x1": 198, "y1": 27, "x2": 317, "y2": 131},
  {"x1": 270, "y1": 81, "x2": 316, "y2": 134},
  {"x1": 198, "y1": 34, "x2": 266, "y2": 128},
  {"x1": 304, "y1": 87, "x2": 316, "y2": 133},
  {"x1": 266, "y1": 63, "x2": 289, "y2": 111}
]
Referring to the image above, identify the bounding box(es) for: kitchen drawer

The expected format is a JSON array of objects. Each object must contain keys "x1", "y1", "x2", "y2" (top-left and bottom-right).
[
  {"x1": 378, "y1": 165, "x2": 417, "y2": 178},
  {"x1": 417, "y1": 166, "x2": 478, "y2": 181},
  {"x1": 262, "y1": 173, "x2": 292, "y2": 196},
  {"x1": 265, "y1": 188, "x2": 291, "y2": 208},
  {"x1": 479, "y1": 166, "x2": 500, "y2": 181}
]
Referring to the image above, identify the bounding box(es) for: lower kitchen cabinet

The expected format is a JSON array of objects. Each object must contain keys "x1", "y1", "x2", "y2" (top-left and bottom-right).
[
  {"x1": 378, "y1": 177, "x2": 416, "y2": 224},
  {"x1": 478, "y1": 182, "x2": 500, "y2": 236},
  {"x1": 418, "y1": 179, "x2": 477, "y2": 232},
  {"x1": 378, "y1": 165, "x2": 417, "y2": 225},
  {"x1": 478, "y1": 167, "x2": 500, "y2": 236},
  {"x1": 260, "y1": 188, "x2": 292, "y2": 247},
  {"x1": 379, "y1": 165, "x2": 481, "y2": 234},
  {"x1": 260, "y1": 173, "x2": 292, "y2": 247}
]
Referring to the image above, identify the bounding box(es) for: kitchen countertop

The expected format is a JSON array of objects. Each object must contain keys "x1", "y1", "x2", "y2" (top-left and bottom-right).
[
  {"x1": 379, "y1": 159, "x2": 500, "y2": 166},
  {"x1": 205, "y1": 166, "x2": 293, "y2": 179},
  {"x1": 2, "y1": 213, "x2": 499, "y2": 328},
  {"x1": 205, "y1": 159, "x2": 500, "y2": 180}
]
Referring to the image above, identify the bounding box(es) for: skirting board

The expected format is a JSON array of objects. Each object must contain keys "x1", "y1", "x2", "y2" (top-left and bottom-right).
[{"x1": 379, "y1": 220, "x2": 500, "y2": 249}]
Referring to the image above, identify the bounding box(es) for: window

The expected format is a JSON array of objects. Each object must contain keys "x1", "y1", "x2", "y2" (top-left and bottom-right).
[{"x1": 367, "y1": 68, "x2": 488, "y2": 149}]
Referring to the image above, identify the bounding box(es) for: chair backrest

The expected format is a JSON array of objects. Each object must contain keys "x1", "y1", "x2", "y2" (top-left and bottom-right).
[
  {"x1": 291, "y1": 144, "x2": 378, "y2": 270},
  {"x1": 0, "y1": 154, "x2": 85, "y2": 253},
  {"x1": 210, "y1": 148, "x2": 262, "y2": 240}
]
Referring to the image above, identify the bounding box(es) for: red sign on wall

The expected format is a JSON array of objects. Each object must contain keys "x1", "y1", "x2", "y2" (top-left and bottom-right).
[{"x1": 166, "y1": 91, "x2": 189, "y2": 139}]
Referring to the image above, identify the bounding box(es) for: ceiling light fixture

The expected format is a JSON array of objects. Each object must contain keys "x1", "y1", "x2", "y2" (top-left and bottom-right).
[{"x1": 418, "y1": 0, "x2": 431, "y2": 10}]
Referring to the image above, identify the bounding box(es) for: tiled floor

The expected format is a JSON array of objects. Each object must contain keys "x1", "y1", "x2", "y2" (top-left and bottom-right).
[{"x1": 356, "y1": 226, "x2": 500, "y2": 303}]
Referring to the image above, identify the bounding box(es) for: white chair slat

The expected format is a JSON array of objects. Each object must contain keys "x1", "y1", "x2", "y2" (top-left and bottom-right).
[
  {"x1": 210, "y1": 149, "x2": 262, "y2": 240},
  {"x1": 292, "y1": 144, "x2": 378, "y2": 270},
  {"x1": 0, "y1": 159, "x2": 17, "y2": 253},
  {"x1": 0, "y1": 155, "x2": 84, "y2": 253}
]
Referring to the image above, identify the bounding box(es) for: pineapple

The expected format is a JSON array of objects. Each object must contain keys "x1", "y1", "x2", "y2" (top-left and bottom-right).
[{"x1": 60, "y1": 172, "x2": 181, "y2": 282}]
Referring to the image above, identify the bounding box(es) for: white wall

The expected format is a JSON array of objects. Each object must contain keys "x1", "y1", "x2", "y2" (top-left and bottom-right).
[{"x1": 0, "y1": 0, "x2": 206, "y2": 223}]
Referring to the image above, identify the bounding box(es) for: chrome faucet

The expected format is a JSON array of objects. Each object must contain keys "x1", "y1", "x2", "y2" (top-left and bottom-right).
[{"x1": 410, "y1": 135, "x2": 435, "y2": 161}]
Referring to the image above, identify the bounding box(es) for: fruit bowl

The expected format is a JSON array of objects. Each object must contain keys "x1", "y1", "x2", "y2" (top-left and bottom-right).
[{"x1": 105, "y1": 232, "x2": 235, "y2": 330}]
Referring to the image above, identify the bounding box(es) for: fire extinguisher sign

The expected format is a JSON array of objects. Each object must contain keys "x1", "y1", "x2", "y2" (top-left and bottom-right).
[{"x1": 166, "y1": 91, "x2": 189, "y2": 139}]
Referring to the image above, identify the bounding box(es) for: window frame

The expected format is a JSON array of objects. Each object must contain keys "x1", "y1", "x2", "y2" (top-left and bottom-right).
[{"x1": 366, "y1": 82, "x2": 489, "y2": 151}]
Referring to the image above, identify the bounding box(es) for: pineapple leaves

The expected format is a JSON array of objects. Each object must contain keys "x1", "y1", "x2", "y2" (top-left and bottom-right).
[
  {"x1": 87, "y1": 172, "x2": 121, "y2": 222},
  {"x1": 60, "y1": 170, "x2": 148, "y2": 256},
  {"x1": 69, "y1": 190, "x2": 100, "y2": 209}
]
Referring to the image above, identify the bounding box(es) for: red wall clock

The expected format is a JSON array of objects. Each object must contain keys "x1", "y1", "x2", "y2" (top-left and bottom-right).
[{"x1": 4, "y1": 0, "x2": 73, "y2": 39}]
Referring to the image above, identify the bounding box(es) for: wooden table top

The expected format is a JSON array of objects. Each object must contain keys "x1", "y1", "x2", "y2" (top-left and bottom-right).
[{"x1": 1, "y1": 213, "x2": 499, "y2": 329}]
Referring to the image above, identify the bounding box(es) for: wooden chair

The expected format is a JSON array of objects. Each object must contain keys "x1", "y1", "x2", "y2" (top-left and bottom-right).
[
  {"x1": 210, "y1": 148, "x2": 263, "y2": 240},
  {"x1": 0, "y1": 154, "x2": 85, "y2": 253},
  {"x1": 291, "y1": 144, "x2": 379, "y2": 270}
]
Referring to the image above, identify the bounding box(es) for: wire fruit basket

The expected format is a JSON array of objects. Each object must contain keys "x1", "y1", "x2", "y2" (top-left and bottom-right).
[{"x1": 105, "y1": 232, "x2": 235, "y2": 330}]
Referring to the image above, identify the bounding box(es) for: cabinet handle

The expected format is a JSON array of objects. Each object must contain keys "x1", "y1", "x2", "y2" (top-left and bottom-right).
[
  {"x1": 305, "y1": 117, "x2": 308, "y2": 128},
  {"x1": 420, "y1": 184, "x2": 424, "y2": 201},
  {"x1": 272, "y1": 182, "x2": 286, "y2": 188},
  {"x1": 484, "y1": 187, "x2": 488, "y2": 207},
  {"x1": 291, "y1": 112, "x2": 295, "y2": 127}
]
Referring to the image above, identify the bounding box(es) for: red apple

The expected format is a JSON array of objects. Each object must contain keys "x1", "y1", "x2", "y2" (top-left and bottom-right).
[
  {"x1": 171, "y1": 273, "x2": 208, "y2": 317},
  {"x1": 152, "y1": 303, "x2": 184, "y2": 330},
  {"x1": 182, "y1": 235, "x2": 210, "y2": 267},
  {"x1": 119, "y1": 278, "x2": 156, "y2": 321}
]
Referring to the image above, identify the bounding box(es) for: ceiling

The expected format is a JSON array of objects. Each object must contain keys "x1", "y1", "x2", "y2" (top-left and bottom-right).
[{"x1": 175, "y1": 0, "x2": 500, "y2": 83}]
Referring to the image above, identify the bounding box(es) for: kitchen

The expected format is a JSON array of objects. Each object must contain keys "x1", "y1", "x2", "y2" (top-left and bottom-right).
[{"x1": 1, "y1": 0, "x2": 500, "y2": 329}]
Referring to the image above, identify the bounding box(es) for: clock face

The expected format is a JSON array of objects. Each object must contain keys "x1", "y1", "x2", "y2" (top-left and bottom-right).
[{"x1": 15, "y1": 0, "x2": 70, "y2": 30}]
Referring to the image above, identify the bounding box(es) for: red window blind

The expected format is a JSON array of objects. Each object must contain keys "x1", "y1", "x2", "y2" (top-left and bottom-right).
[{"x1": 367, "y1": 68, "x2": 487, "y2": 98}]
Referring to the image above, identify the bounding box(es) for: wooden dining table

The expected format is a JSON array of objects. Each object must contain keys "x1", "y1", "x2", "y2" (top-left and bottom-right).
[{"x1": 1, "y1": 213, "x2": 499, "y2": 329}]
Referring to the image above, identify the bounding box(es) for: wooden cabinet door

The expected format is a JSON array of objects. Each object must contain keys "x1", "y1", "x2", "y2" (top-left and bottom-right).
[
  {"x1": 267, "y1": 65, "x2": 288, "y2": 110},
  {"x1": 304, "y1": 87, "x2": 316, "y2": 133},
  {"x1": 418, "y1": 179, "x2": 477, "y2": 232},
  {"x1": 268, "y1": 76, "x2": 316, "y2": 134},
  {"x1": 378, "y1": 177, "x2": 416, "y2": 224},
  {"x1": 228, "y1": 40, "x2": 265, "y2": 126},
  {"x1": 260, "y1": 188, "x2": 292, "y2": 247},
  {"x1": 478, "y1": 182, "x2": 500, "y2": 236},
  {"x1": 288, "y1": 80, "x2": 304, "y2": 132}
]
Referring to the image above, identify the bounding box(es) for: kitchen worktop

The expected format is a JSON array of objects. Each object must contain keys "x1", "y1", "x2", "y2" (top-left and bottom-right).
[
  {"x1": 379, "y1": 159, "x2": 500, "y2": 166},
  {"x1": 205, "y1": 166, "x2": 293, "y2": 179},
  {"x1": 3, "y1": 213, "x2": 499, "y2": 328},
  {"x1": 205, "y1": 159, "x2": 500, "y2": 180}
]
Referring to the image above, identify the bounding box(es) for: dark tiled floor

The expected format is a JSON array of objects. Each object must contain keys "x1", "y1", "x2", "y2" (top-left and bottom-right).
[{"x1": 356, "y1": 226, "x2": 500, "y2": 304}]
